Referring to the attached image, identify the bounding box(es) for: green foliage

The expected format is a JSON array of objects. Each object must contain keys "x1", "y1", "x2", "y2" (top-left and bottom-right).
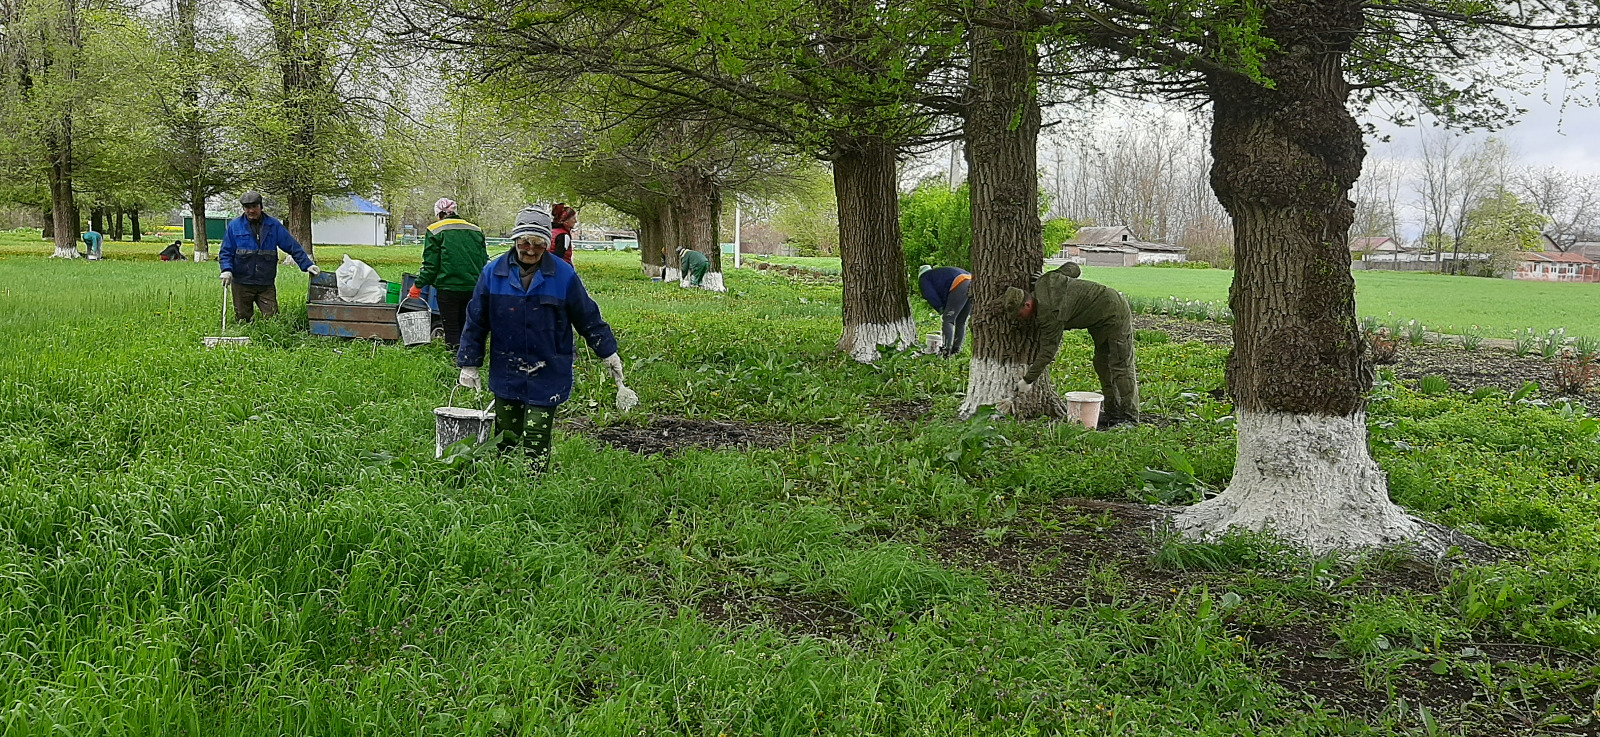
[
  {"x1": 1138, "y1": 448, "x2": 1214, "y2": 505},
  {"x1": 1041, "y1": 217, "x2": 1079, "y2": 251},
  {"x1": 767, "y1": 165, "x2": 839, "y2": 256},
  {"x1": 900, "y1": 180, "x2": 971, "y2": 274},
  {"x1": 1463, "y1": 188, "x2": 1550, "y2": 277}
]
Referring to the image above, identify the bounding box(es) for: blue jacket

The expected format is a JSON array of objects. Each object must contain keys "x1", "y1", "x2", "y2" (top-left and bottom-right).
[
  {"x1": 919, "y1": 267, "x2": 970, "y2": 310},
  {"x1": 219, "y1": 214, "x2": 314, "y2": 286},
  {"x1": 457, "y1": 250, "x2": 619, "y2": 407}
]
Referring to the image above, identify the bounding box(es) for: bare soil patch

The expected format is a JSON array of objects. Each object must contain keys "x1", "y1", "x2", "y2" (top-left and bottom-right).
[
  {"x1": 566, "y1": 415, "x2": 833, "y2": 455},
  {"x1": 1133, "y1": 314, "x2": 1600, "y2": 413},
  {"x1": 697, "y1": 589, "x2": 861, "y2": 641},
  {"x1": 925, "y1": 498, "x2": 1592, "y2": 735}
]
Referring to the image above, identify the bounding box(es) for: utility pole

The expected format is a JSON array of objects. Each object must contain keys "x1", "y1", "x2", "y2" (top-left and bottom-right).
[{"x1": 733, "y1": 200, "x2": 742, "y2": 269}]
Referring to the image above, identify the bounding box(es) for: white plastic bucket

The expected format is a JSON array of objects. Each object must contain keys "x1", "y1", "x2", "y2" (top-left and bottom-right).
[
  {"x1": 434, "y1": 387, "x2": 496, "y2": 457},
  {"x1": 1064, "y1": 391, "x2": 1104, "y2": 429},
  {"x1": 925, "y1": 333, "x2": 944, "y2": 355}
]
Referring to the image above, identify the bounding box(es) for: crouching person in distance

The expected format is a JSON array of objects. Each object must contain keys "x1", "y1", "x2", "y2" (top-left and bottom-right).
[
  {"x1": 455, "y1": 207, "x2": 636, "y2": 471},
  {"x1": 917, "y1": 264, "x2": 972, "y2": 356},
  {"x1": 1004, "y1": 263, "x2": 1140, "y2": 427}
]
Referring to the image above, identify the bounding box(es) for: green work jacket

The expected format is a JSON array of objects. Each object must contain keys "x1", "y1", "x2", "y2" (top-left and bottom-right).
[
  {"x1": 418, "y1": 217, "x2": 489, "y2": 292},
  {"x1": 1023, "y1": 266, "x2": 1133, "y2": 384}
]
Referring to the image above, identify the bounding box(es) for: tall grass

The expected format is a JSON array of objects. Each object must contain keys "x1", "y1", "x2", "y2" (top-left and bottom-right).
[{"x1": 3, "y1": 245, "x2": 1600, "y2": 733}]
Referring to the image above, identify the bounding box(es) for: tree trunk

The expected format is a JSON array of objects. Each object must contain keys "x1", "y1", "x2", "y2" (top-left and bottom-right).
[
  {"x1": 46, "y1": 133, "x2": 78, "y2": 258},
  {"x1": 130, "y1": 209, "x2": 141, "y2": 241},
  {"x1": 674, "y1": 167, "x2": 724, "y2": 291},
  {"x1": 957, "y1": 2, "x2": 1065, "y2": 419},
  {"x1": 113, "y1": 210, "x2": 124, "y2": 241},
  {"x1": 42, "y1": 209, "x2": 54, "y2": 240},
  {"x1": 834, "y1": 135, "x2": 917, "y2": 362},
  {"x1": 1173, "y1": 0, "x2": 1438, "y2": 554},
  {"x1": 190, "y1": 190, "x2": 210, "y2": 260},
  {"x1": 637, "y1": 199, "x2": 666, "y2": 279},
  {"x1": 90, "y1": 207, "x2": 103, "y2": 238},
  {"x1": 287, "y1": 190, "x2": 314, "y2": 257}
]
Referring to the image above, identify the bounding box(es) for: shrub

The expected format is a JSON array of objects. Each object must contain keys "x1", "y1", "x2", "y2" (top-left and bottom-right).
[
  {"x1": 1370, "y1": 329, "x2": 1400, "y2": 364},
  {"x1": 1552, "y1": 354, "x2": 1597, "y2": 393},
  {"x1": 900, "y1": 181, "x2": 971, "y2": 275}
]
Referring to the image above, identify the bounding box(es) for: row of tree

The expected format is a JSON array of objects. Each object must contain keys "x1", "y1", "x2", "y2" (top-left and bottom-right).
[
  {"x1": 1353, "y1": 133, "x2": 1600, "y2": 270},
  {"x1": 0, "y1": 0, "x2": 527, "y2": 259},
  {"x1": 399, "y1": 0, "x2": 1600, "y2": 551},
  {"x1": 5, "y1": 0, "x2": 1598, "y2": 552}
]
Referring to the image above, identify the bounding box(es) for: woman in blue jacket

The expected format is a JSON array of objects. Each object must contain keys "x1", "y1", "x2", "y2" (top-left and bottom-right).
[{"x1": 455, "y1": 207, "x2": 636, "y2": 469}]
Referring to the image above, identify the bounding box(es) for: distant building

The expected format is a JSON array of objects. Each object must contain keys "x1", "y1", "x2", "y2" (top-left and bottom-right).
[
  {"x1": 1349, "y1": 235, "x2": 1412, "y2": 259},
  {"x1": 1058, "y1": 225, "x2": 1188, "y2": 266},
  {"x1": 1513, "y1": 251, "x2": 1600, "y2": 282},
  {"x1": 312, "y1": 195, "x2": 390, "y2": 246}
]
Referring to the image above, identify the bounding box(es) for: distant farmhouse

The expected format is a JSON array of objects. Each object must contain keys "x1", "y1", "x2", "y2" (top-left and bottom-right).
[
  {"x1": 1513, "y1": 250, "x2": 1599, "y2": 283},
  {"x1": 1055, "y1": 225, "x2": 1188, "y2": 267}
]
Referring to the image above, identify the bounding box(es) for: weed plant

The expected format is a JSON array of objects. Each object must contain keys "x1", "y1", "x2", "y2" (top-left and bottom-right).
[{"x1": 4, "y1": 242, "x2": 1600, "y2": 733}]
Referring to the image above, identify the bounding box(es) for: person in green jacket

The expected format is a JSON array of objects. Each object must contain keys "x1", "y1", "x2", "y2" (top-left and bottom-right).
[
  {"x1": 417, "y1": 198, "x2": 489, "y2": 348},
  {"x1": 1004, "y1": 263, "x2": 1140, "y2": 426},
  {"x1": 677, "y1": 246, "x2": 710, "y2": 287}
]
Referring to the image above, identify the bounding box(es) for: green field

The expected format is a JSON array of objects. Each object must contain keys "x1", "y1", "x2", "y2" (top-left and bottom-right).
[
  {"x1": 1084, "y1": 265, "x2": 1600, "y2": 339},
  {"x1": 5, "y1": 232, "x2": 1600, "y2": 734}
]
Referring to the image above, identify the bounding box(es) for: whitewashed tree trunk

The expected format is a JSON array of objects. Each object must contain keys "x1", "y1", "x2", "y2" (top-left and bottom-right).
[
  {"x1": 681, "y1": 271, "x2": 726, "y2": 292},
  {"x1": 844, "y1": 317, "x2": 919, "y2": 363},
  {"x1": 1173, "y1": 410, "x2": 1441, "y2": 554},
  {"x1": 664, "y1": 267, "x2": 681, "y2": 282},
  {"x1": 960, "y1": 358, "x2": 1065, "y2": 419}
]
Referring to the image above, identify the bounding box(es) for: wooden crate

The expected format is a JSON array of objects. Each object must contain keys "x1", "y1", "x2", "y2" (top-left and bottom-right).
[{"x1": 308, "y1": 301, "x2": 400, "y2": 340}]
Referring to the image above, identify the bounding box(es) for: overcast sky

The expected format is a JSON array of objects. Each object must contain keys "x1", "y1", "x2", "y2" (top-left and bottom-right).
[{"x1": 1367, "y1": 79, "x2": 1600, "y2": 175}]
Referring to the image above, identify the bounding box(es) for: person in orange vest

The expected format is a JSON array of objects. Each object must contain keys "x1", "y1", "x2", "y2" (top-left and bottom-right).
[
  {"x1": 917, "y1": 265, "x2": 972, "y2": 356},
  {"x1": 550, "y1": 203, "x2": 577, "y2": 266}
]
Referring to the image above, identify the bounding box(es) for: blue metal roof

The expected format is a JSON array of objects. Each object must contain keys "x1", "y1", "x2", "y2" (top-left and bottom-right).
[{"x1": 332, "y1": 195, "x2": 390, "y2": 216}]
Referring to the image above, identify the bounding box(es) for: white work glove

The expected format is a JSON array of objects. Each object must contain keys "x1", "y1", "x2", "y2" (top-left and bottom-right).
[
  {"x1": 601, "y1": 354, "x2": 637, "y2": 411},
  {"x1": 219, "y1": 271, "x2": 233, "y2": 287},
  {"x1": 307, "y1": 264, "x2": 322, "y2": 277},
  {"x1": 601, "y1": 353, "x2": 625, "y2": 385},
  {"x1": 1015, "y1": 378, "x2": 1035, "y2": 396},
  {"x1": 615, "y1": 385, "x2": 639, "y2": 412},
  {"x1": 458, "y1": 366, "x2": 482, "y2": 391}
]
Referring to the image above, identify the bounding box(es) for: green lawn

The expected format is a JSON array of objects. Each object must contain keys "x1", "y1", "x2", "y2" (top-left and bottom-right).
[
  {"x1": 5, "y1": 233, "x2": 1600, "y2": 734},
  {"x1": 1085, "y1": 264, "x2": 1600, "y2": 339}
]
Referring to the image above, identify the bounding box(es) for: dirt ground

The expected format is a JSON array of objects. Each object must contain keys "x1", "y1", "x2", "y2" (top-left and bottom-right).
[
  {"x1": 699, "y1": 496, "x2": 1600, "y2": 735},
  {"x1": 1135, "y1": 315, "x2": 1600, "y2": 413}
]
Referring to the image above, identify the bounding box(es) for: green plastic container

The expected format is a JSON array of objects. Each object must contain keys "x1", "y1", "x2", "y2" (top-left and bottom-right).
[{"x1": 384, "y1": 281, "x2": 400, "y2": 304}]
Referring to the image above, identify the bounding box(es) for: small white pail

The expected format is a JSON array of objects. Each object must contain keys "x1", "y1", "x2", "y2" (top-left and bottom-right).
[
  {"x1": 924, "y1": 333, "x2": 944, "y2": 355},
  {"x1": 434, "y1": 387, "x2": 496, "y2": 458},
  {"x1": 1063, "y1": 391, "x2": 1104, "y2": 429},
  {"x1": 397, "y1": 306, "x2": 432, "y2": 347}
]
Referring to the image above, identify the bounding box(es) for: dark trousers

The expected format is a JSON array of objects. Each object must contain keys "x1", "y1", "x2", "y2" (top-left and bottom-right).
[
  {"x1": 231, "y1": 283, "x2": 279, "y2": 322},
  {"x1": 1088, "y1": 324, "x2": 1140, "y2": 424},
  {"x1": 941, "y1": 281, "x2": 972, "y2": 355},
  {"x1": 436, "y1": 289, "x2": 473, "y2": 348},
  {"x1": 496, "y1": 400, "x2": 556, "y2": 471}
]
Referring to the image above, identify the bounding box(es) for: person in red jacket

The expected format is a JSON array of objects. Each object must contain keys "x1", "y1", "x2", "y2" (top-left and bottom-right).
[{"x1": 550, "y1": 203, "x2": 577, "y2": 266}]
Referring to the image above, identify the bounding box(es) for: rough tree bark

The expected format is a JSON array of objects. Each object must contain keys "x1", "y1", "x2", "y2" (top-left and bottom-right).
[
  {"x1": 834, "y1": 135, "x2": 917, "y2": 362},
  {"x1": 176, "y1": 0, "x2": 209, "y2": 260},
  {"x1": 674, "y1": 166, "x2": 724, "y2": 292},
  {"x1": 46, "y1": 132, "x2": 78, "y2": 258},
  {"x1": 129, "y1": 209, "x2": 141, "y2": 241},
  {"x1": 635, "y1": 195, "x2": 668, "y2": 278},
  {"x1": 1173, "y1": 0, "x2": 1440, "y2": 554},
  {"x1": 287, "y1": 191, "x2": 314, "y2": 256},
  {"x1": 190, "y1": 193, "x2": 209, "y2": 260},
  {"x1": 90, "y1": 207, "x2": 103, "y2": 236},
  {"x1": 958, "y1": 1, "x2": 1066, "y2": 419},
  {"x1": 42, "y1": 209, "x2": 54, "y2": 240}
]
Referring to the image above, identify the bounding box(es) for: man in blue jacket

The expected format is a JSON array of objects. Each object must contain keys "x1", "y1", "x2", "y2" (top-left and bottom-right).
[
  {"x1": 918, "y1": 264, "x2": 972, "y2": 356},
  {"x1": 218, "y1": 191, "x2": 321, "y2": 321},
  {"x1": 456, "y1": 207, "x2": 637, "y2": 470}
]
